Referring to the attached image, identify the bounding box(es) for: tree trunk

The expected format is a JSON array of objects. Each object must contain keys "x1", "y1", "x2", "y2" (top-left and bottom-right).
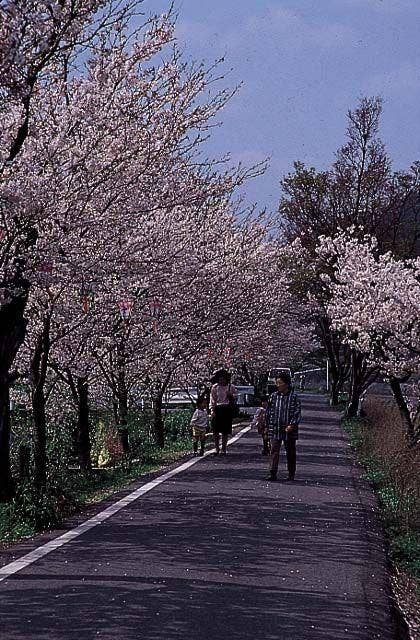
[
  {"x1": 18, "y1": 444, "x2": 31, "y2": 482},
  {"x1": 345, "y1": 394, "x2": 360, "y2": 419},
  {"x1": 345, "y1": 350, "x2": 378, "y2": 419},
  {"x1": 116, "y1": 340, "x2": 129, "y2": 453},
  {"x1": 112, "y1": 399, "x2": 119, "y2": 426},
  {"x1": 118, "y1": 391, "x2": 129, "y2": 454},
  {"x1": 318, "y1": 317, "x2": 350, "y2": 406},
  {"x1": 327, "y1": 345, "x2": 341, "y2": 405},
  {"x1": 345, "y1": 350, "x2": 365, "y2": 418},
  {"x1": 0, "y1": 238, "x2": 34, "y2": 500},
  {"x1": 0, "y1": 281, "x2": 30, "y2": 499},
  {"x1": 32, "y1": 387, "x2": 47, "y2": 491},
  {"x1": 30, "y1": 316, "x2": 51, "y2": 493},
  {"x1": 0, "y1": 380, "x2": 14, "y2": 501},
  {"x1": 76, "y1": 376, "x2": 92, "y2": 470},
  {"x1": 240, "y1": 363, "x2": 252, "y2": 385},
  {"x1": 389, "y1": 377, "x2": 415, "y2": 441},
  {"x1": 153, "y1": 392, "x2": 165, "y2": 448},
  {"x1": 152, "y1": 372, "x2": 173, "y2": 449},
  {"x1": 330, "y1": 376, "x2": 341, "y2": 406}
]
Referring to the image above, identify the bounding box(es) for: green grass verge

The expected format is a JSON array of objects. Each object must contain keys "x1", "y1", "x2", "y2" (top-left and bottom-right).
[{"x1": 342, "y1": 417, "x2": 420, "y2": 583}]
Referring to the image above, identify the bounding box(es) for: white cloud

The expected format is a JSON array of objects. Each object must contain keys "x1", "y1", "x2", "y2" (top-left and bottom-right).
[
  {"x1": 244, "y1": 5, "x2": 354, "y2": 49},
  {"x1": 176, "y1": 5, "x2": 355, "y2": 59}
]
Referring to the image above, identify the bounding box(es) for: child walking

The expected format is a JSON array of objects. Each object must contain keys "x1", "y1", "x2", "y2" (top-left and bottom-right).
[
  {"x1": 251, "y1": 396, "x2": 270, "y2": 455},
  {"x1": 190, "y1": 395, "x2": 209, "y2": 456}
]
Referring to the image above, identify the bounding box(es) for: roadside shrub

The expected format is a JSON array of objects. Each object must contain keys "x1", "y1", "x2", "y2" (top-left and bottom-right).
[
  {"x1": 46, "y1": 414, "x2": 74, "y2": 485},
  {"x1": 0, "y1": 481, "x2": 66, "y2": 542},
  {"x1": 127, "y1": 410, "x2": 155, "y2": 461},
  {"x1": 90, "y1": 408, "x2": 193, "y2": 466},
  {"x1": 391, "y1": 532, "x2": 420, "y2": 579},
  {"x1": 341, "y1": 416, "x2": 367, "y2": 450},
  {"x1": 164, "y1": 408, "x2": 194, "y2": 442},
  {"x1": 0, "y1": 502, "x2": 35, "y2": 542}
]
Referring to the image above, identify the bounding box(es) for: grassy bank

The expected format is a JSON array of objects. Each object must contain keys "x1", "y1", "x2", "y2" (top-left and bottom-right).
[{"x1": 341, "y1": 396, "x2": 419, "y2": 633}]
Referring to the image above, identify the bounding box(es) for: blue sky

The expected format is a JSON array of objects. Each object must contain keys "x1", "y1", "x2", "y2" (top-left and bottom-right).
[{"x1": 143, "y1": 0, "x2": 420, "y2": 212}]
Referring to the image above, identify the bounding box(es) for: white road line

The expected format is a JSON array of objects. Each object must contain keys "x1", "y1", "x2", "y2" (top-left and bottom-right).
[{"x1": 0, "y1": 425, "x2": 251, "y2": 583}]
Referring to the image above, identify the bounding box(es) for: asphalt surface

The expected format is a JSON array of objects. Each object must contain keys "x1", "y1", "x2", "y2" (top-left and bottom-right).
[{"x1": 0, "y1": 394, "x2": 397, "y2": 640}]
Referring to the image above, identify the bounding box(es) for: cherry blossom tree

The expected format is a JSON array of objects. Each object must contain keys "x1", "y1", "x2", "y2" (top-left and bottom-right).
[
  {"x1": 321, "y1": 230, "x2": 420, "y2": 441},
  {"x1": 91, "y1": 202, "x2": 271, "y2": 448},
  {"x1": 0, "y1": 0, "x2": 129, "y2": 499},
  {"x1": 169, "y1": 234, "x2": 316, "y2": 413},
  {"x1": 1, "y1": 10, "x2": 179, "y2": 491},
  {"x1": 278, "y1": 97, "x2": 420, "y2": 410},
  {"x1": 0, "y1": 1, "x2": 317, "y2": 500},
  {"x1": 1, "y1": 0, "x2": 263, "y2": 494}
]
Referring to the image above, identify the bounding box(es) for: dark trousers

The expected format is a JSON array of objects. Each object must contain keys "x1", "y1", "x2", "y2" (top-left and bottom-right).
[
  {"x1": 270, "y1": 438, "x2": 296, "y2": 479},
  {"x1": 261, "y1": 434, "x2": 270, "y2": 454}
]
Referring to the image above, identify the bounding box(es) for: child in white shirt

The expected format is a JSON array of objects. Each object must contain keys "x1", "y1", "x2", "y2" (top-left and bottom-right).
[
  {"x1": 251, "y1": 396, "x2": 270, "y2": 455},
  {"x1": 190, "y1": 395, "x2": 209, "y2": 456}
]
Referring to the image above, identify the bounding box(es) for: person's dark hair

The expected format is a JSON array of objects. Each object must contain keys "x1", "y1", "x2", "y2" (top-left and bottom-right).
[
  {"x1": 260, "y1": 395, "x2": 269, "y2": 403},
  {"x1": 210, "y1": 368, "x2": 231, "y2": 385},
  {"x1": 276, "y1": 372, "x2": 292, "y2": 387},
  {"x1": 196, "y1": 394, "x2": 207, "y2": 407}
]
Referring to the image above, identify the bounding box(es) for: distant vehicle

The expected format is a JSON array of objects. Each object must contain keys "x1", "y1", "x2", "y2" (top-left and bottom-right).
[
  {"x1": 266, "y1": 367, "x2": 293, "y2": 395},
  {"x1": 163, "y1": 387, "x2": 199, "y2": 407},
  {"x1": 162, "y1": 385, "x2": 255, "y2": 408}
]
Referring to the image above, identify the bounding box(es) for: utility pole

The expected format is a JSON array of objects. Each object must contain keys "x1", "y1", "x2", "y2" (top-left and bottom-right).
[{"x1": 326, "y1": 359, "x2": 330, "y2": 392}]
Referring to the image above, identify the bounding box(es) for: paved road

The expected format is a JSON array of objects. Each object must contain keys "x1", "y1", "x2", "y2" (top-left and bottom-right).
[{"x1": 0, "y1": 395, "x2": 397, "y2": 639}]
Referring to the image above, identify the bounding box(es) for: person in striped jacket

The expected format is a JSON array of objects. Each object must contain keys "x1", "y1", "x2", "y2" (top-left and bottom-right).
[{"x1": 266, "y1": 372, "x2": 301, "y2": 481}]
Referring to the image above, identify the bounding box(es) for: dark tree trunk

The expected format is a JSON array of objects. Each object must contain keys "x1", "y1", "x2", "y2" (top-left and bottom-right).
[
  {"x1": 18, "y1": 444, "x2": 31, "y2": 482},
  {"x1": 32, "y1": 387, "x2": 47, "y2": 491},
  {"x1": 345, "y1": 395, "x2": 360, "y2": 419},
  {"x1": 153, "y1": 371, "x2": 173, "y2": 448},
  {"x1": 330, "y1": 376, "x2": 341, "y2": 406},
  {"x1": 76, "y1": 376, "x2": 92, "y2": 471},
  {"x1": 327, "y1": 339, "x2": 341, "y2": 405},
  {"x1": 152, "y1": 373, "x2": 173, "y2": 449},
  {"x1": 346, "y1": 351, "x2": 365, "y2": 418},
  {"x1": 30, "y1": 316, "x2": 51, "y2": 493},
  {"x1": 389, "y1": 377, "x2": 415, "y2": 442},
  {"x1": 59, "y1": 368, "x2": 93, "y2": 471},
  {"x1": 0, "y1": 381, "x2": 14, "y2": 501},
  {"x1": 345, "y1": 350, "x2": 378, "y2": 419},
  {"x1": 240, "y1": 363, "x2": 252, "y2": 385},
  {"x1": 0, "y1": 79, "x2": 39, "y2": 500},
  {"x1": 118, "y1": 391, "x2": 129, "y2": 454},
  {"x1": 0, "y1": 267, "x2": 30, "y2": 501},
  {"x1": 153, "y1": 392, "x2": 165, "y2": 448},
  {"x1": 112, "y1": 399, "x2": 119, "y2": 426},
  {"x1": 318, "y1": 317, "x2": 350, "y2": 405},
  {"x1": 116, "y1": 341, "x2": 129, "y2": 453}
]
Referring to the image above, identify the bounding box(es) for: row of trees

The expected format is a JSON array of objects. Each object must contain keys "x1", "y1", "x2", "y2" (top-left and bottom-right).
[
  {"x1": 5, "y1": 3, "x2": 416, "y2": 516},
  {"x1": 278, "y1": 97, "x2": 420, "y2": 442},
  {"x1": 0, "y1": 1, "x2": 313, "y2": 501}
]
